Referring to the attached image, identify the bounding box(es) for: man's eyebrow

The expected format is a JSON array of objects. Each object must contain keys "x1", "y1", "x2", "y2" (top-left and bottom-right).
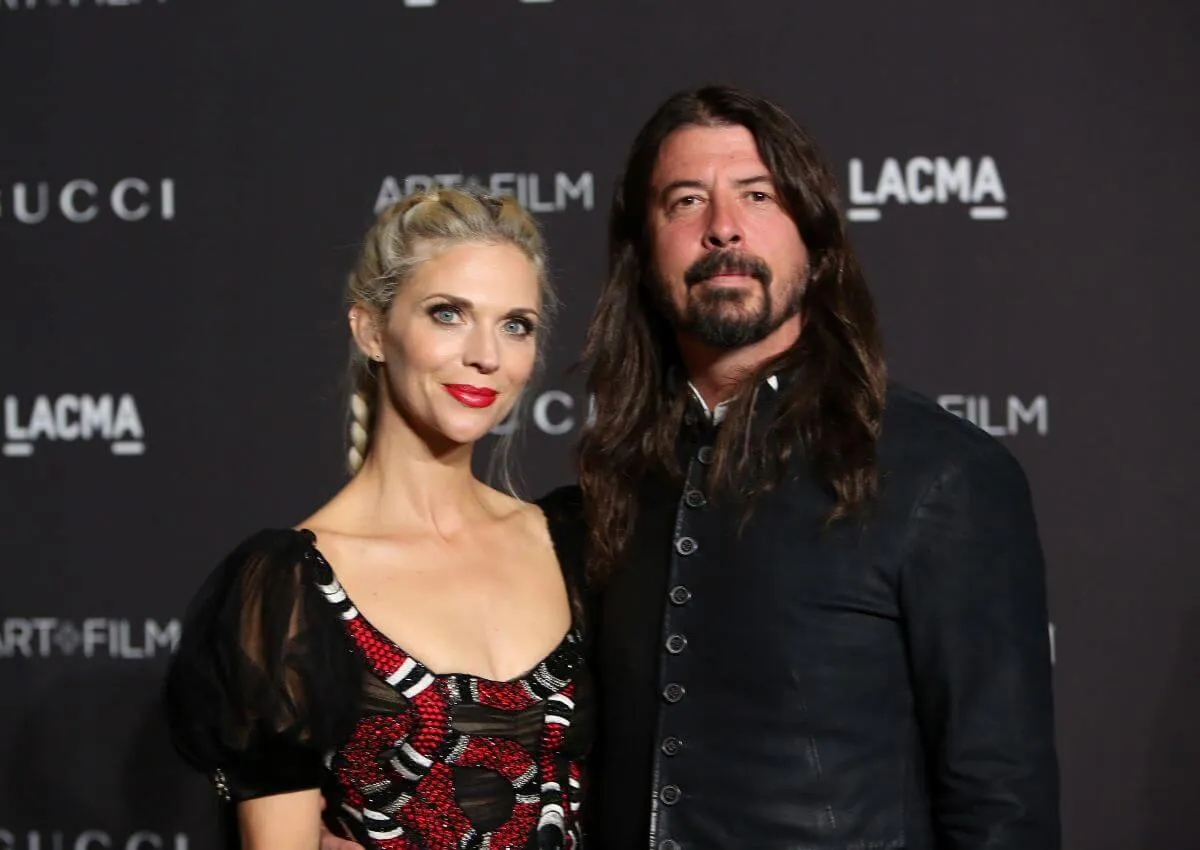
[
  {"x1": 657, "y1": 175, "x2": 774, "y2": 201},
  {"x1": 733, "y1": 174, "x2": 773, "y2": 187},
  {"x1": 657, "y1": 179, "x2": 708, "y2": 201}
]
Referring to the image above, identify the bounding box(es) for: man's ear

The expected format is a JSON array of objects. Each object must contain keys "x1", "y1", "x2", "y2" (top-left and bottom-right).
[{"x1": 349, "y1": 304, "x2": 384, "y2": 362}]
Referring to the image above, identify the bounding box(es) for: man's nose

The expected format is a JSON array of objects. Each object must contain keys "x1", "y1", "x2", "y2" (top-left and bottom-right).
[{"x1": 703, "y1": 195, "x2": 743, "y2": 248}]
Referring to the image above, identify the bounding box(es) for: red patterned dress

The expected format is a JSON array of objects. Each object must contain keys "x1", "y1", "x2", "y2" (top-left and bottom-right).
[{"x1": 165, "y1": 491, "x2": 592, "y2": 850}]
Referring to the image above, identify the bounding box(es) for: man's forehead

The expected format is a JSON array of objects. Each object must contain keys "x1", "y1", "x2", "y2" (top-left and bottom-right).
[{"x1": 652, "y1": 125, "x2": 769, "y2": 184}]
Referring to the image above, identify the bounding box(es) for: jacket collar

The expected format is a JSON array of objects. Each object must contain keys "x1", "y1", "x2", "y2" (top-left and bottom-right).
[{"x1": 687, "y1": 374, "x2": 780, "y2": 426}]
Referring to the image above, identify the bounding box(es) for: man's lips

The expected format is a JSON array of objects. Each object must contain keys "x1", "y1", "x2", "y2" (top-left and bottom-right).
[
  {"x1": 443, "y1": 384, "x2": 499, "y2": 408},
  {"x1": 697, "y1": 272, "x2": 757, "y2": 286}
]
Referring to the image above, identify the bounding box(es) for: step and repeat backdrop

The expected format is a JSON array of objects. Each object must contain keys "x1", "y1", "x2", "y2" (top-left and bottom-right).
[{"x1": 2, "y1": 1, "x2": 1197, "y2": 848}]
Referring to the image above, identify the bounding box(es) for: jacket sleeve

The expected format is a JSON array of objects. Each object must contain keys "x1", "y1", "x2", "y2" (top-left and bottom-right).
[
  {"x1": 163, "y1": 529, "x2": 360, "y2": 803},
  {"x1": 899, "y1": 443, "x2": 1060, "y2": 849}
]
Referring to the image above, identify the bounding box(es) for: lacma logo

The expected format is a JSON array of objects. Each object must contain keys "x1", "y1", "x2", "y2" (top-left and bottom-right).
[
  {"x1": 0, "y1": 178, "x2": 174, "y2": 224},
  {"x1": 0, "y1": 618, "x2": 180, "y2": 659},
  {"x1": 938, "y1": 394, "x2": 1048, "y2": 437},
  {"x1": 375, "y1": 172, "x2": 594, "y2": 215},
  {"x1": 847, "y1": 156, "x2": 1006, "y2": 222},
  {"x1": 3, "y1": 393, "x2": 145, "y2": 457}
]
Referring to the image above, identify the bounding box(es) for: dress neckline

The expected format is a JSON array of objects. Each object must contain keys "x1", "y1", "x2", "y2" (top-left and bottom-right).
[{"x1": 292, "y1": 527, "x2": 578, "y2": 688}]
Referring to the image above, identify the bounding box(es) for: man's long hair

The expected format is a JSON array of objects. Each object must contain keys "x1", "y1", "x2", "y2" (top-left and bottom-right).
[{"x1": 577, "y1": 85, "x2": 888, "y2": 582}]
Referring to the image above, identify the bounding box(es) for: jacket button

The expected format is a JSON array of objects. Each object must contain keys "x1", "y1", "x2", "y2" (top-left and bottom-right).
[
  {"x1": 666, "y1": 634, "x2": 688, "y2": 654},
  {"x1": 663, "y1": 682, "x2": 686, "y2": 703},
  {"x1": 659, "y1": 841, "x2": 680, "y2": 850},
  {"x1": 683, "y1": 410, "x2": 698, "y2": 426},
  {"x1": 675, "y1": 536, "x2": 697, "y2": 556},
  {"x1": 669, "y1": 585, "x2": 692, "y2": 605},
  {"x1": 697, "y1": 445, "x2": 714, "y2": 465},
  {"x1": 660, "y1": 784, "x2": 682, "y2": 806},
  {"x1": 661, "y1": 736, "x2": 684, "y2": 756},
  {"x1": 683, "y1": 488, "x2": 706, "y2": 508}
]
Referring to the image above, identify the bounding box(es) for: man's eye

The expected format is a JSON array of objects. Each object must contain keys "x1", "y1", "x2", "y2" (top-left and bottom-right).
[{"x1": 673, "y1": 195, "x2": 701, "y2": 209}]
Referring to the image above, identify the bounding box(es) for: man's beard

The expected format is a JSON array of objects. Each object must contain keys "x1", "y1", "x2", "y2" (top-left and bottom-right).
[{"x1": 661, "y1": 250, "x2": 804, "y2": 349}]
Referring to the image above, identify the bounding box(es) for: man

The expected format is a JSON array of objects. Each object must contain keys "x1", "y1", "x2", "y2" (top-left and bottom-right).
[
  {"x1": 575, "y1": 85, "x2": 1058, "y2": 849},
  {"x1": 323, "y1": 84, "x2": 1059, "y2": 849}
]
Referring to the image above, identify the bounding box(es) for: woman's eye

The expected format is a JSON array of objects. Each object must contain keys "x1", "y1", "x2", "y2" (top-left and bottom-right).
[
  {"x1": 503, "y1": 318, "x2": 535, "y2": 337},
  {"x1": 429, "y1": 304, "x2": 461, "y2": 324},
  {"x1": 747, "y1": 191, "x2": 770, "y2": 202}
]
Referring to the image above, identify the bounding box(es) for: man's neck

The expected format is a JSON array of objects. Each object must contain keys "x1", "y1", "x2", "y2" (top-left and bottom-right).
[{"x1": 679, "y1": 317, "x2": 801, "y2": 411}]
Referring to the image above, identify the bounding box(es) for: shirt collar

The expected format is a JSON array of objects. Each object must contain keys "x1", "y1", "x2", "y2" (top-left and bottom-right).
[{"x1": 687, "y1": 374, "x2": 779, "y2": 425}]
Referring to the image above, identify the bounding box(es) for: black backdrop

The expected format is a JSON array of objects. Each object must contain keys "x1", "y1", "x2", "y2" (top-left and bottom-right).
[{"x1": 2, "y1": 1, "x2": 1199, "y2": 847}]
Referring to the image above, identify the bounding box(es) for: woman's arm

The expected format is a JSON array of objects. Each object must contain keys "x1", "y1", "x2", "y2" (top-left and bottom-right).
[{"x1": 238, "y1": 788, "x2": 323, "y2": 849}]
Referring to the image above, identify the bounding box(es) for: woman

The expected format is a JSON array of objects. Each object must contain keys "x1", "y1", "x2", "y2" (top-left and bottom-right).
[{"x1": 165, "y1": 188, "x2": 591, "y2": 849}]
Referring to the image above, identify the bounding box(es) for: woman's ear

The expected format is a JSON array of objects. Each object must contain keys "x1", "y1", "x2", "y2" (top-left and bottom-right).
[{"x1": 349, "y1": 304, "x2": 384, "y2": 363}]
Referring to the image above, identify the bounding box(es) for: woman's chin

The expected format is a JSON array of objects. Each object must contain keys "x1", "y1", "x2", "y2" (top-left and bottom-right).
[{"x1": 430, "y1": 412, "x2": 507, "y2": 448}]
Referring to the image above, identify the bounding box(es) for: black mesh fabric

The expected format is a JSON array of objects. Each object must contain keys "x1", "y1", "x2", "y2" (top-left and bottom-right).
[{"x1": 164, "y1": 529, "x2": 362, "y2": 799}]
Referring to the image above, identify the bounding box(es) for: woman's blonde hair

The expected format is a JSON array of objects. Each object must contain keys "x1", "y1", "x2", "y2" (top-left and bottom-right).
[{"x1": 344, "y1": 187, "x2": 554, "y2": 491}]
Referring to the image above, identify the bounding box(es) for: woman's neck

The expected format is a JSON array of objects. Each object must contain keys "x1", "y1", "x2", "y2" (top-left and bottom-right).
[{"x1": 336, "y1": 413, "x2": 491, "y2": 539}]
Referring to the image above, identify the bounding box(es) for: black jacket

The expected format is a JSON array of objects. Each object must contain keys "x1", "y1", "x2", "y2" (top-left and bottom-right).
[{"x1": 585, "y1": 382, "x2": 1059, "y2": 850}]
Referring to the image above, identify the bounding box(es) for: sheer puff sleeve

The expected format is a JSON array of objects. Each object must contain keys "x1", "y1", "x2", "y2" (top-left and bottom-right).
[{"x1": 164, "y1": 529, "x2": 361, "y2": 802}]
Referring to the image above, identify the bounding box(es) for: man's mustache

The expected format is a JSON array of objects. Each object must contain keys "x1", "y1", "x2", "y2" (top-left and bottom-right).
[{"x1": 683, "y1": 250, "x2": 772, "y2": 287}]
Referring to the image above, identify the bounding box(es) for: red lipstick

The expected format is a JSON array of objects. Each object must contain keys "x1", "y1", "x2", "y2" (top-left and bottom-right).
[{"x1": 443, "y1": 384, "x2": 499, "y2": 408}]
